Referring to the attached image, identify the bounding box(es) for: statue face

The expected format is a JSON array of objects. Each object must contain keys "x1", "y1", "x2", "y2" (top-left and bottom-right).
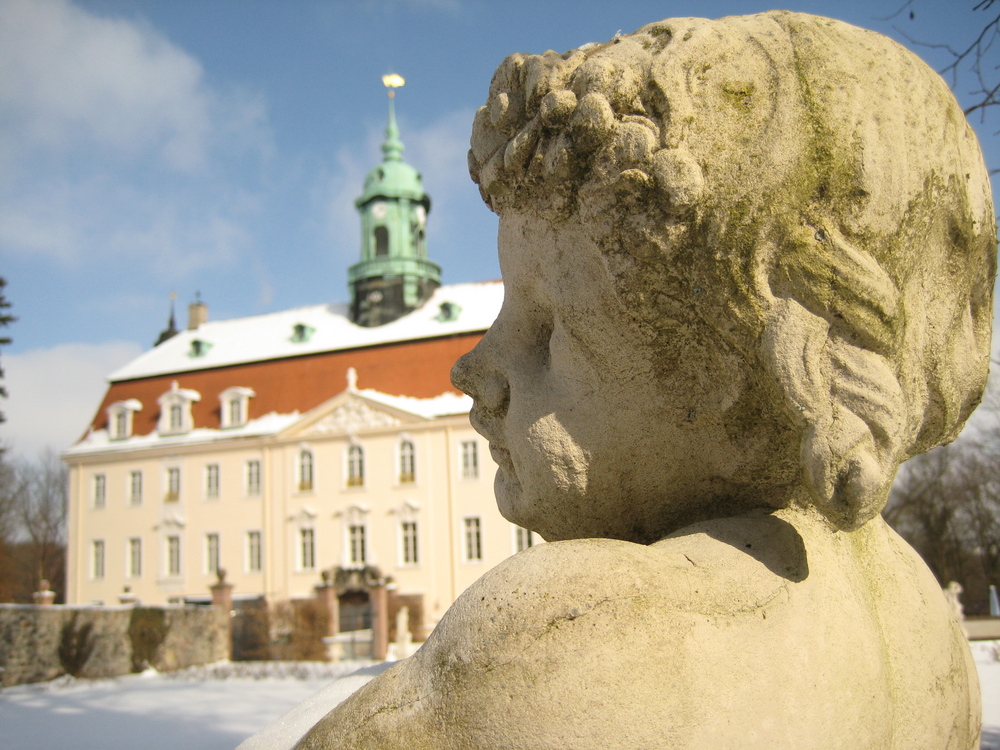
[{"x1": 452, "y1": 212, "x2": 756, "y2": 544}]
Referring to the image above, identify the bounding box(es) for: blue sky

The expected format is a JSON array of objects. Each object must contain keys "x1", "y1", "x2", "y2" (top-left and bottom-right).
[{"x1": 2, "y1": 0, "x2": 998, "y2": 456}]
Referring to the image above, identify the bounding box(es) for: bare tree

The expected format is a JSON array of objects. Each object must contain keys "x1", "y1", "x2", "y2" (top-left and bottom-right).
[
  {"x1": 884, "y1": 444, "x2": 971, "y2": 586},
  {"x1": 888, "y1": 1, "x2": 1000, "y2": 123},
  {"x1": 884, "y1": 371, "x2": 1000, "y2": 614},
  {"x1": 15, "y1": 450, "x2": 67, "y2": 596},
  {"x1": 0, "y1": 450, "x2": 68, "y2": 602},
  {"x1": 0, "y1": 453, "x2": 20, "y2": 601}
]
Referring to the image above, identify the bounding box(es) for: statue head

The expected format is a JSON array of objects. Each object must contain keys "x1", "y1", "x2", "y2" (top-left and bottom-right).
[{"x1": 456, "y1": 11, "x2": 994, "y2": 538}]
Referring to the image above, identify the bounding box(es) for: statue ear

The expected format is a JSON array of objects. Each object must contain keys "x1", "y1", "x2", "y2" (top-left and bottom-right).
[{"x1": 762, "y1": 299, "x2": 904, "y2": 530}]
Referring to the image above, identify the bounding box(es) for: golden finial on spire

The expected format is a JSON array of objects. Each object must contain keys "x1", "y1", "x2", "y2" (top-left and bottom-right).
[{"x1": 382, "y1": 73, "x2": 405, "y2": 98}]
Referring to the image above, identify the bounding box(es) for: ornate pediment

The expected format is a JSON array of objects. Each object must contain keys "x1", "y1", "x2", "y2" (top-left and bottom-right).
[
  {"x1": 155, "y1": 510, "x2": 186, "y2": 530},
  {"x1": 304, "y1": 395, "x2": 401, "y2": 436}
]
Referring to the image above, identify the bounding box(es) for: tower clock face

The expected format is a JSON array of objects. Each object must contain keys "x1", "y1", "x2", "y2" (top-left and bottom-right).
[
  {"x1": 414, "y1": 205, "x2": 426, "y2": 225},
  {"x1": 371, "y1": 202, "x2": 387, "y2": 219}
]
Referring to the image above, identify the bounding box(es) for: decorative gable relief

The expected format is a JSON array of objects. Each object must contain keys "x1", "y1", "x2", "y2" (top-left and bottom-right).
[
  {"x1": 306, "y1": 396, "x2": 401, "y2": 436},
  {"x1": 154, "y1": 510, "x2": 186, "y2": 530},
  {"x1": 289, "y1": 506, "x2": 318, "y2": 527}
]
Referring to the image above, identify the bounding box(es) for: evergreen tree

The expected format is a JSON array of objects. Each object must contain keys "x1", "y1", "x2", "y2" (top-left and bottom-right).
[{"x1": 0, "y1": 277, "x2": 14, "y2": 425}]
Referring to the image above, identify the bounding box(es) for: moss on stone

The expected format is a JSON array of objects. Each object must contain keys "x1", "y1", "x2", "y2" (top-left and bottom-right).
[{"x1": 129, "y1": 606, "x2": 167, "y2": 672}]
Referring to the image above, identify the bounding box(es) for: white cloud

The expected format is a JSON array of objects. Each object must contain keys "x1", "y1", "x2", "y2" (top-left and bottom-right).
[
  {"x1": 0, "y1": 0, "x2": 271, "y2": 275},
  {"x1": 1, "y1": 340, "x2": 143, "y2": 457},
  {"x1": 0, "y1": 0, "x2": 210, "y2": 169}
]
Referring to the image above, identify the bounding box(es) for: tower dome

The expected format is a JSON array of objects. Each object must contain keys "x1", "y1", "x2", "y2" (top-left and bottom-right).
[{"x1": 349, "y1": 77, "x2": 441, "y2": 327}]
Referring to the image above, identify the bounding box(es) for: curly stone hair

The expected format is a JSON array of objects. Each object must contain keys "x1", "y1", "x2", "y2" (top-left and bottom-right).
[{"x1": 469, "y1": 11, "x2": 996, "y2": 530}]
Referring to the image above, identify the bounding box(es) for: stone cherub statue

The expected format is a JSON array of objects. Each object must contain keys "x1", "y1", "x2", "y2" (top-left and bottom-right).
[{"x1": 297, "y1": 12, "x2": 994, "y2": 748}]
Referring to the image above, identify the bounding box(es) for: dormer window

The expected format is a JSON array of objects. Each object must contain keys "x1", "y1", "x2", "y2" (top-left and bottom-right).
[
  {"x1": 107, "y1": 399, "x2": 142, "y2": 440},
  {"x1": 291, "y1": 323, "x2": 314, "y2": 343},
  {"x1": 436, "y1": 302, "x2": 461, "y2": 322},
  {"x1": 219, "y1": 387, "x2": 254, "y2": 429},
  {"x1": 189, "y1": 339, "x2": 212, "y2": 358},
  {"x1": 158, "y1": 381, "x2": 201, "y2": 436}
]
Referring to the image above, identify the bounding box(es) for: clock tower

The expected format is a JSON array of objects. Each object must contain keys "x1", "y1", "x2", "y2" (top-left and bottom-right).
[{"x1": 349, "y1": 75, "x2": 441, "y2": 327}]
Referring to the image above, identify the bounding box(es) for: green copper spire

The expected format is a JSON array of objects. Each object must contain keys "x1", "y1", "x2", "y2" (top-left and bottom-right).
[
  {"x1": 349, "y1": 75, "x2": 440, "y2": 327},
  {"x1": 381, "y1": 94, "x2": 404, "y2": 162}
]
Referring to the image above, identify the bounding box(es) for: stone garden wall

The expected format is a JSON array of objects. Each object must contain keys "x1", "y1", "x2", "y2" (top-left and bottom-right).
[{"x1": 0, "y1": 603, "x2": 229, "y2": 687}]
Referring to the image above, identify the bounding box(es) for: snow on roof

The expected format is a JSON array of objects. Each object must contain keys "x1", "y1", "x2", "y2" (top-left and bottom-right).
[
  {"x1": 64, "y1": 411, "x2": 303, "y2": 457},
  {"x1": 63, "y1": 388, "x2": 473, "y2": 458},
  {"x1": 356, "y1": 389, "x2": 472, "y2": 418},
  {"x1": 110, "y1": 281, "x2": 503, "y2": 382}
]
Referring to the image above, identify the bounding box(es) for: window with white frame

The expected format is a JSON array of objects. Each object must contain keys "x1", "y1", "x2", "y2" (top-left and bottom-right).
[
  {"x1": 299, "y1": 448, "x2": 314, "y2": 491},
  {"x1": 219, "y1": 387, "x2": 255, "y2": 429},
  {"x1": 205, "y1": 533, "x2": 220, "y2": 575},
  {"x1": 247, "y1": 531, "x2": 262, "y2": 572},
  {"x1": 346, "y1": 444, "x2": 364, "y2": 487},
  {"x1": 93, "y1": 474, "x2": 106, "y2": 509},
  {"x1": 349, "y1": 524, "x2": 367, "y2": 566},
  {"x1": 165, "y1": 467, "x2": 181, "y2": 502},
  {"x1": 167, "y1": 535, "x2": 181, "y2": 576},
  {"x1": 128, "y1": 537, "x2": 142, "y2": 578},
  {"x1": 246, "y1": 460, "x2": 261, "y2": 496},
  {"x1": 300, "y1": 528, "x2": 315, "y2": 571},
  {"x1": 157, "y1": 381, "x2": 200, "y2": 435},
  {"x1": 92, "y1": 540, "x2": 105, "y2": 578},
  {"x1": 107, "y1": 399, "x2": 142, "y2": 440},
  {"x1": 129, "y1": 470, "x2": 142, "y2": 505},
  {"x1": 461, "y1": 440, "x2": 479, "y2": 479},
  {"x1": 464, "y1": 517, "x2": 483, "y2": 562},
  {"x1": 400, "y1": 521, "x2": 418, "y2": 565},
  {"x1": 205, "y1": 464, "x2": 219, "y2": 499},
  {"x1": 398, "y1": 439, "x2": 415, "y2": 484},
  {"x1": 342, "y1": 504, "x2": 370, "y2": 568},
  {"x1": 515, "y1": 526, "x2": 536, "y2": 553}
]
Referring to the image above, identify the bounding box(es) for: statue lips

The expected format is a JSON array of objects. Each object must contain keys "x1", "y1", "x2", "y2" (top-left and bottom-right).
[
  {"x1": 489, "y1": 443, "x2": 513, "y2": 473},
  {"x1": 469, "y1": 405, "x2": 511, "y2": 471}
]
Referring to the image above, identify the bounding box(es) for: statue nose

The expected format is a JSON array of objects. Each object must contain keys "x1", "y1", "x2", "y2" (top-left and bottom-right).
[{"x1": 451, "y1": 345, "x2": 510, "y2": 415}]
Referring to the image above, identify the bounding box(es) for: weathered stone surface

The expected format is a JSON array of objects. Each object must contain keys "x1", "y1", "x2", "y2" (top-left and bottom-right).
[
  {"x1": 0, "y1": 604, "x2": 229, "y2": 687},
  {"x1": 294, "y1": 11, "x2": 993, "y2": 749}
]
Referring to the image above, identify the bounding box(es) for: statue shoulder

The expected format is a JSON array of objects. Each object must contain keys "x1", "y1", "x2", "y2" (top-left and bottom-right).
[{"x1": 297, "y1": 522, "x2": 807, "y2": 749}]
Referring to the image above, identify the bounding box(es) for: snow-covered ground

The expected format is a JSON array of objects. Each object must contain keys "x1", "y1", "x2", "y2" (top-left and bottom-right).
[{"x1": 1, "y1": 645, "x2": 998, "y2": 750}]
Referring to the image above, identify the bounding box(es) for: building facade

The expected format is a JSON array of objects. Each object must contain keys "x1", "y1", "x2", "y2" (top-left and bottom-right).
[{"x1": 62, "y1": 95, "x2": 532, "y2": 632}]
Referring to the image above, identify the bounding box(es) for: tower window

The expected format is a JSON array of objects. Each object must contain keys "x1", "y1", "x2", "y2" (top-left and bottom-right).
[{"x1": 374, "y1": 226, "x2": 389, "y2": 256}]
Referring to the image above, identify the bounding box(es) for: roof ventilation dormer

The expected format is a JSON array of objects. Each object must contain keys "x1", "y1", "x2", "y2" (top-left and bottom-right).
[
  {"x1": 291, "y1": 323, "x2": 314, "y2": 343},
  {"x1": 436, "y1": 301, "x2": 461, "y2": 322},
  {"x1": 189, "y1": 339, "x2": 212, "y2": 358}
]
